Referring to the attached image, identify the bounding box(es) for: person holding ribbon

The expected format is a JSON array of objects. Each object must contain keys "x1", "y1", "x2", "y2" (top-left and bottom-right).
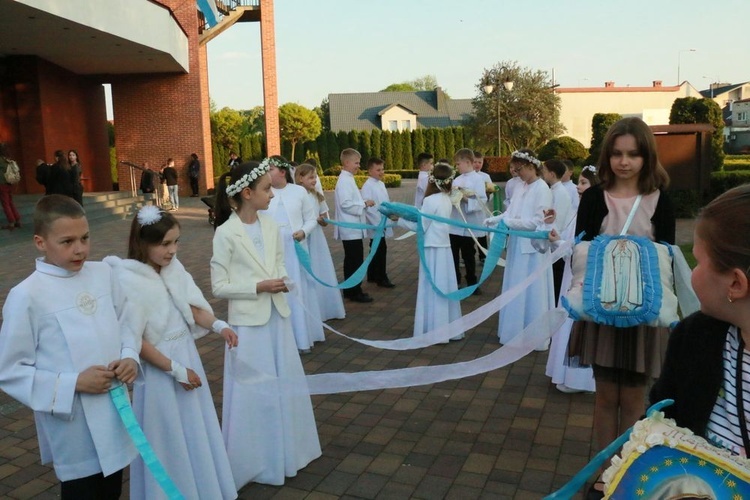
[
  {"x1": 212, "y1": 161, "x2": 322, "y2": 488},
  {"x1": 106, "y1": 205, "x2": 238, "y2": 499},
  {"x1": 0, "y1": 195, "x2": 138, "y2": 499},
  {"x1": 486, "y1": 149, "x2": 554, "y2": 348}
]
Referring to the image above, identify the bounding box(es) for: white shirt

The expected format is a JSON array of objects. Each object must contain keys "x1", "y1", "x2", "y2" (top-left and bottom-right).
[
  {"x1": 504, "y1": 176, "x2": 524, "y2": 210},
  {"x1": 549, "y1": 181, "x2": 573, "y2": 235},
  {"x1": 504, "y1": 178, "x2": 552, "y2": 254},
  {"x1": 449, "y1": 170, "x2": 488, "y2": 237},
  {"x1": 334, "y1": 170, "x2": 367, "y2": 240},
  {"x1": 415, "y1": 170, "x2": 430, "y2": 209},
  {"x1": 398, "y1": 192, "x2": 453, "y2": 248},
  {"x1": 360, "y1": 177, "x2": 393, "y2": 238},
  {"x1": 562, "y1": 180, "x2": 580, "y2": 213}
]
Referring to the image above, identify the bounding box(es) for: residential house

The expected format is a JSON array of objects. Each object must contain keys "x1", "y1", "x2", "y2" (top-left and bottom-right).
[
  {"x1": 329, "y1": 88, "x2": 472, "y2": 133},
  {"x1": 555, "y1": 81, "x2": 701, "y2": 148}
]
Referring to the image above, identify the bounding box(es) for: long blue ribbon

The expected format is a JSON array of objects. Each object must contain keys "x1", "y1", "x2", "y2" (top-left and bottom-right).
[
  {"x1": 296, "y1": 201, "x2": 550, "y2": 297},
  {"x1": 543, "y1": 399, "x2": 674, "y2": 499},
  {"x1": 110, "y1": 384, "x2": 185, "y2": 500}
]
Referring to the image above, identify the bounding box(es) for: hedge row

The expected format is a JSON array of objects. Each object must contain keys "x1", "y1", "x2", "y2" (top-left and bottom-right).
[{"x1": 319, "y1": 174, "x2": 402, "y2": 191}]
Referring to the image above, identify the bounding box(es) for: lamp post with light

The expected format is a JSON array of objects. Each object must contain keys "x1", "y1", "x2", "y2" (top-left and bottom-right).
[{"x1": 483, "y1": 79, "x2": 514, "y2": 156}]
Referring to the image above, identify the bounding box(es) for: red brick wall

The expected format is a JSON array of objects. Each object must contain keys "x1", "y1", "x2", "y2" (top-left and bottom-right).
[
  {"x1": 0, "y1": 56, "x2": 109, "y2": 194},
  {"x1": 111, "y1": 0, "x2": 213, "y2": 194},
  {"x1": 260, "y1": 0, "x2": 280, "y2": 156}
]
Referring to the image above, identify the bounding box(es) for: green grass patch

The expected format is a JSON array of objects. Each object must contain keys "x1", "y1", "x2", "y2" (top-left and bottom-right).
[{"x1": 679, "y1": 243, "x2": 695, "y2": 269}]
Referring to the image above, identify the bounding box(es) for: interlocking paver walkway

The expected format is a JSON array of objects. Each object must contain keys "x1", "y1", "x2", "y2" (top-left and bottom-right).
[{"x1": 0, "y1": 181, "x2": 696, "y2": 499}]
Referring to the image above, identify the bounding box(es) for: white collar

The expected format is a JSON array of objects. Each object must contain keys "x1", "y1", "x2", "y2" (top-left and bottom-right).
[{"x1": 35, "y1": 257, "x2": 78, "y2": 278}]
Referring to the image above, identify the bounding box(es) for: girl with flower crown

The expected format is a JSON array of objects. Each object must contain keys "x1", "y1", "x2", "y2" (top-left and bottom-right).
[
  {"x1": 485, "y1": 149, "x2": 554, "y2": 348},
  {"x1": 105, "y1": 205, "x2": 238, "y2": 499},
  {"x1": 260, "y1": 155, "x2": 325, "y2": 353},
  {"x1": 398, "y1": 163, "x2": 463, "y2": 338},
  {"x1": 211, "y1": 161, "x2": 321, "y2": 488}
]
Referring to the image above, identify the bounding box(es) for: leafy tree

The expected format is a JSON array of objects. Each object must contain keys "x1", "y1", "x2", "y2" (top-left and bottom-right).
[
  {"x1": 241, "y1": 106, "x2": 265, "y2": 135},
  {"x1": 470, "y1": 61, "x2": 564, "y2": 154},
  {"x1": 380, "y1": 82, "x2": 417, "y2": 92},
  {"x1": 210, "y1": 106, "x2": 244, "y2": 151},
  {"x1": 588, "y1": 113, "x2": 622, "y2": 164},
  {"x1": 538, "y1": 136, "x2": 588, "y2": 164},
  {"x1": 401, "y1": 130, "x2": 413, "y2": 170},
  {"x1": 313, "y1": 98, "x2": 330, "y2": 132},
  {"x1": 670, "y1": 97, "x2": 725, "y2": 171},
  {"x1": 107, "y1": 122, "x2": 115, "y2": 147},
  {"x1": 278, "y1": 103, "x2": 321, "y2": 161},
  {"x1": 371, "y1": 129, "x2": 382, "y2": 159},
  {"x1": 392, "y1": 129, "x2": 403, "y2": 170},
  {"x1": 412, "y1": 129, "x2": 425, "y2": 158}
]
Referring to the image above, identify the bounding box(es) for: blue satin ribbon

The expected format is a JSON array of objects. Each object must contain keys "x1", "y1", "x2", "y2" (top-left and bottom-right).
[
  {"x1": 543, "y1": 399, "x2": 674, "y2": 499},
  {"x1": 296, "y1": 201, "x2": 550, "y2": 298},
  {"x1": 110, "y1": 384, "x2": 185, "y2": 500}
]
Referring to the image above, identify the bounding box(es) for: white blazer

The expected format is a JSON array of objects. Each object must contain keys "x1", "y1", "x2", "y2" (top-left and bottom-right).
[
  {"x1": 211, "y1": 212, "x2": 291, "y2": 326},
  {"x1": 334, "y1": 170, "x2": 367, "y2": 241}
]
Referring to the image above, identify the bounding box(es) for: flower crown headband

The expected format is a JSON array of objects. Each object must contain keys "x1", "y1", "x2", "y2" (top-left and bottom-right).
[
  {"x1": 225, "y1": 158, "x2": 274, "y2": 197},
  {"x1": 510, "y1": 150, "x2": 541, "y2": 168},
  {"x1": 137, "y1": 205, "x2": 163, "y2": 226},
  {"x1": 582, "y1": 165, "x2": 597, "y2": 174},
  {"x1": 429, "y1": 163, "x2": 456, "y2": 187}
]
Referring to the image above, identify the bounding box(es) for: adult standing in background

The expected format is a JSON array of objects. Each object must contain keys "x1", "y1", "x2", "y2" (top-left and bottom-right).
[
  {"x1": 0, "y1": 143, "x2": 21, "y2": 230},
  {"x1": 163, "y1": 158, "x2": 179, "y2": 210},
  {"x1": 227, "y1": 151, "x2": 242, "y2": 170},
  {"x1": 67, "y1": 150, "x2": 84, "y2": 205},
  {"x1": 188, "y1": 152, "x2": 200, "y2": 197},
  {"x1": 47, "y1": 150, "x2": 76, "y2": 200}
]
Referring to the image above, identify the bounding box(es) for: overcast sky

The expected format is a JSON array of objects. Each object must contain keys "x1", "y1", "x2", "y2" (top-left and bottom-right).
[{"x1": 205, "y1": 0, "x2": 748, "y2": 111}]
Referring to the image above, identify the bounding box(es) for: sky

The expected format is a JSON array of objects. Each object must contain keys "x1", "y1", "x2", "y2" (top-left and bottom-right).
[{"x1": 204, "y1": 0, "x2": 750, "y2": 112}]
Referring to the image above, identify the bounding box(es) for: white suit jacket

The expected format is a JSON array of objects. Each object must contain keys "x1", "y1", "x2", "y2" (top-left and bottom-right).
[
  {"x1": 263, "y1": 183, "x2": 318, "y2": 238},
  {"x1": 211, "y1": 211, "x2": 291, "y2": 326},
  {"x1": 333, "y1": 170, "x2": 367, "y2": 240},
  {"x1": 0, "y1": 260, "x2": 138, "y2": 481}
]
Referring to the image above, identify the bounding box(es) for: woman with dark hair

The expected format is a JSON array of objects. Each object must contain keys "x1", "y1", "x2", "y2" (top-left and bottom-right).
[
  {"x1": 68, "y1": 149, "x2": 84, "y2": 205},
  {"x1": 47, "y1": 150, "x2": 77, "y2": 201}
]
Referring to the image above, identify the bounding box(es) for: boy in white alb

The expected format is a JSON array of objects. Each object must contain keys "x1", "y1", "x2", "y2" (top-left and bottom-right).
[
  {"x1": 0, "y1": 195, "x2": 139, "y2": 499},
  {"x1": 561, "y1": 159, "x2": 579, "y2": 213},
  {"x1": 473, "y1": 151, "x2": 493, "y2": 263},
  {"x1": 334, "y1": 148, "x2": 375, "y2": 303},
  {"x1": 361, "y1": 157, "x2": 395, "y2": 288},
  {"x1": 414, "y1": 152, "x2": 434, "y2": 209},
  {"x1": 540, "y1": 159, "x2": 573, "y2": 303},
  {"x1": 449, "y1": 148, "x2": 488, "y2": 295}
]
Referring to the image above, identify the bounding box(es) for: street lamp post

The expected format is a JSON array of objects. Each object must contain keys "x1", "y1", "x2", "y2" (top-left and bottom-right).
[
  {"x1": 677, "y1": 48, "x2": 696, "y2": 85},
  {"x1": 483, "y1": 79, "x2": 514, "y2": 156}
]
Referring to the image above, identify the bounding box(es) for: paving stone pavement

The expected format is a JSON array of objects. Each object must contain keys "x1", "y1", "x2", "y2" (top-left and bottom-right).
[{"x1": 0, "y1": 181, "x2": 696, "y2": 499}]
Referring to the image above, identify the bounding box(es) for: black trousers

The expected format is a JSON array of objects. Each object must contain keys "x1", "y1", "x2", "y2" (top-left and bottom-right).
[
  {"x1": 367, "y1": 238, "x2": 388, "y2": 283},
  {"x1": 450, "y1": 234, "x2": 477, "y2": 286},
  {"x1": 476, "y1": 235, "x2": 488, "y2": 260},
  {"x1": 552, "y1": 258, "x2": 565, "y2": 305},
  {"x1": 61, "y1": 469, "x2": 123, "y2": 500},
  {"x1": 190, "y1": 176, "x2": 199, "y2": 195},
  {"x1": 342, "y1": 239, "x2": 364, "y2": 297}
]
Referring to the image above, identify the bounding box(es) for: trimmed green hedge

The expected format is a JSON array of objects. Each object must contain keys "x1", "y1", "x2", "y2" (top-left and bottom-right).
[
  {"x1": 723, "y1": 158, "x2": 750, "y2": 171},
  {"x1": 710, "y1": 171, "x2": 750, "y2": 199},
  {"x1": 319, "y1": 174, "x2": 402, "y2": 191}
]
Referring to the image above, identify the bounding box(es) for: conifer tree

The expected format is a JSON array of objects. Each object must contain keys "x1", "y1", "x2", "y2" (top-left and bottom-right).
[
  {"x1": 371, "y1": 129, "x2": 382, "y2": 159},
  {"x1": 434, "y1": 129, "x2": 447, "y2": 162},
  {"x1": 413, "y1": 129, "x2": 426, "y2": 158},
  {"x1": 383, "y1": 131, "x2": 394, "y2": 170},
  {"x1": 401, "y1": 130, "x2": 413, "y2": 170},
  {"x1": 391, "y1": 130, "x2": 403, "y2": 170}
]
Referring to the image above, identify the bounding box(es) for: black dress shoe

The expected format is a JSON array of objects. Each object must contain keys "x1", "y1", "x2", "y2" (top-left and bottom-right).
[
  {"x1": 349, "y1": 293, "x2": 374, "y2": 303},
  {"x1": 377, "y1": 280, "x2": 396, "y2": 288}
]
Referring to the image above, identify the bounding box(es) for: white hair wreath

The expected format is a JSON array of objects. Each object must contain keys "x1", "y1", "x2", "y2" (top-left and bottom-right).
[
  {"x1": 226, "y1": 159, "x2": 273, "y2": 197},
  {"x1": 582, "y1": 165, "x2": 597, "y2": 174},
  {"x1": 510, "y1": 150, "x2": 541, "y2": 168}
]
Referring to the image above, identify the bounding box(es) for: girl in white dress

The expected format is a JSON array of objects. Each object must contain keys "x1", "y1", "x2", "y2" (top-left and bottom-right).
[
  {"x1": 261, "y1": 156, "x2": 325, "y2": 353},
  {"x1": 487, "y1": 149, "x2": 555, "y2": 347},
  {"x1": 545, "y1": 165, "x2": 598, "y2": 393},
  {"x1": 211, "y1": 161, "x2": 321, "y2": 488},
  {"x1": 295, "y1": 164, "x2": 346, "y2": 320},
  {"x1": 107, "y1": 205, "x2": 238, "y2": 500},
  {"x1": 398, "y1": 163, "x2": 462, "y2": 338}
]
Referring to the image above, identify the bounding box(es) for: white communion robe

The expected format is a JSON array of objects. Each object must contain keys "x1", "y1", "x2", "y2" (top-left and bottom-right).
[
  {"x1": 105, "y1": 256, "x2": 237, "y2": 500},
  {"x1": 262, "y1": 183, "x2": 325, "y2": 349},
  {"x1": 0, "y1": 259, "x2": 138, "y2": 481},
  {"x1": 306, "y1": 193, "x2": 346, "y2": 320}
]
